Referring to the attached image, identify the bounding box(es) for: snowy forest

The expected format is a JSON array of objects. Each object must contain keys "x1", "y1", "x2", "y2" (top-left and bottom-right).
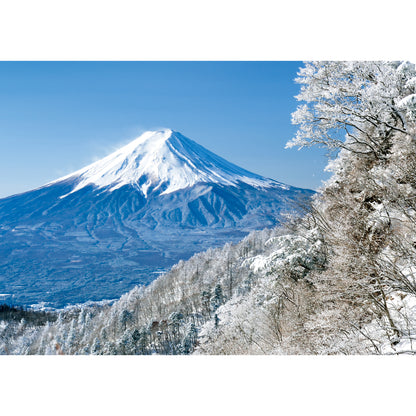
[{"x1": 2, "y1": 60, "x2": 416, "y2": 354}]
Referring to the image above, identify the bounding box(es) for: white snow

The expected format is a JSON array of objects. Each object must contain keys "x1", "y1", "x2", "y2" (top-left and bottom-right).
[{"x1": 49, "y1": 129, "x2": 286, "y2": 198}]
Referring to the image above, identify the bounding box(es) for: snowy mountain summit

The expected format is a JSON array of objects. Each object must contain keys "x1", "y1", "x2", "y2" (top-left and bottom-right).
[
  {"x1": 0, "y1": 128, "x2": 313, "y2": 308},
  {"x1": 56, "y1": 129, "x2": 283, "y2": 198}
]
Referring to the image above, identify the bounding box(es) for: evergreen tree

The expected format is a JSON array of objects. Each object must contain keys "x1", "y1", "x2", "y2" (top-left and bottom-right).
[
  {"x1": 182, "y1": 323, "x2": 198, "y2": 354},
  {"x1": 92, "y1": 337, "x2": 101, "y2": 355},
  {"x1": 210, "y1": 284, "x2": 224, "y2": 313}
]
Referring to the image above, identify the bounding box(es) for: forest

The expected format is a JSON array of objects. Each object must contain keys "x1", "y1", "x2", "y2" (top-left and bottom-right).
[{"x1": 2, "y1": 61, "x2": 416, "y2": 354}]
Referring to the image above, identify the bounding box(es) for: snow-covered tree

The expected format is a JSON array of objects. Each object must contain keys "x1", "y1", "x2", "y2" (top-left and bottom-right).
[
  {"x1": 287, "y1": 61, "x2": 416, "y2": 156},
  {"x1": 287, "y1": 61, "x2": 416, "y2": 351}
]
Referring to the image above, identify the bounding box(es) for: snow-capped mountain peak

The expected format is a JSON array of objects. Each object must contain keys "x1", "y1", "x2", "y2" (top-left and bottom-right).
[
  {"x1": 54, "y1": 129, "x2": 285, "y2": 197},
  {"x1": 0, "y1": 128, "x2": 314, "y2": 308}
]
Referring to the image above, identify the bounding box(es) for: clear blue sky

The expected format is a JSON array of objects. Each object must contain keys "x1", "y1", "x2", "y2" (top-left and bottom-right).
[{"x1": 0, "y1": 61, "x2": 330, "y2": 198}]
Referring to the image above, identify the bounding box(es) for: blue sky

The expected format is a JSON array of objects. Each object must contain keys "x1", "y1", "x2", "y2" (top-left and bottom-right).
[{"x1": 0, "y1": 61, "x2": 330, "y2": 198}]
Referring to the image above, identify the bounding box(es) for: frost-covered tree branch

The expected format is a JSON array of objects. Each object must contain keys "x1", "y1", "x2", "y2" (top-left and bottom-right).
[{"x1": 286, "y1": 61, "x2": 416, "y2": 158}]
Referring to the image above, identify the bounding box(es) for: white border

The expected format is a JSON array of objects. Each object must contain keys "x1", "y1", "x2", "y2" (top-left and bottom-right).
[{"x1": 0, "y1": 0, "x2": 414, "y2": 61}]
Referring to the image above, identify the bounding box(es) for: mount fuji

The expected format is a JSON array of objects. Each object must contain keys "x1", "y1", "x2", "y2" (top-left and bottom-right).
[{"x1": 0, "y1": 129, "x2": 313, "y2": 308}]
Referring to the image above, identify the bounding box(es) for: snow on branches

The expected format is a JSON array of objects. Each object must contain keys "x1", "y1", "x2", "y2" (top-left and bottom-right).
[{"x1": 286, "y1": 61, "x2": 416, "y2": 158}]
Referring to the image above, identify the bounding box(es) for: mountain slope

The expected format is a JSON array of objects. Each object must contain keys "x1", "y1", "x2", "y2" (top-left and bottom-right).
[{"x1": 0, "y1": 129, "x2": 313, "y2": 308}]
